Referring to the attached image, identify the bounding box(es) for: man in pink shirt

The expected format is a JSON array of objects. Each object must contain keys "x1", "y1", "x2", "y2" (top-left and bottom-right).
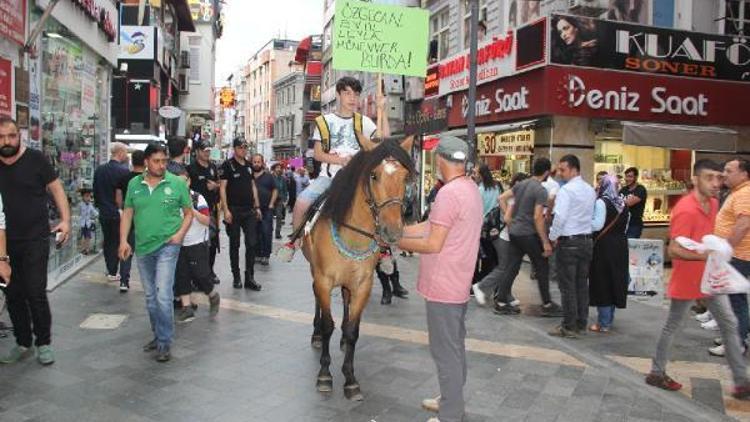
[{"x1": 399, "y1": 135, "x2": 482, "y2": 422}]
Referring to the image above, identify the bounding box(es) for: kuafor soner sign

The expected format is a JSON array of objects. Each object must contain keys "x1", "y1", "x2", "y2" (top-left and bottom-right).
[{"x1": 546, "y1": 65, "x2": 750, "y2": 126}]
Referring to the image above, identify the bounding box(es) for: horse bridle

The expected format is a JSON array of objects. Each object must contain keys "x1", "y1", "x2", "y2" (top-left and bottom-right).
[{"x1": 339, "y1": 159, "x2": 408, "y2": 241}]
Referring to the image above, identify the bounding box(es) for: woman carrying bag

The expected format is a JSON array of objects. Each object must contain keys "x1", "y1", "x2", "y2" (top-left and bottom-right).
[{"x1": 589, "y1": 175, "x2": 630, "y2": 332}]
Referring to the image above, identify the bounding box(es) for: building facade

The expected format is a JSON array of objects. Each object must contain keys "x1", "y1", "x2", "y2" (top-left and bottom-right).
[{"x1": 272, "y1": 71, "x2": 304, "y2": 158}]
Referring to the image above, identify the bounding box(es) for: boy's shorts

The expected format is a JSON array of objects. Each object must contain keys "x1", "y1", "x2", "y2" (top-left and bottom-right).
[{"x1": 297, "y1": 176, "x2": 331, "y2": 204}]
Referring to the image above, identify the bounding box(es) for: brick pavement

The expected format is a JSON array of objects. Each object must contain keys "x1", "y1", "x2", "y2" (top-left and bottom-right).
[{"x1": 0, "y1": 229, "x2": 745, "y2": 422}]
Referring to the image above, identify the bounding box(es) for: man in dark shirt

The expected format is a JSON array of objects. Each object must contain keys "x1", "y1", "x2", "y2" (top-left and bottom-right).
[
  {"x1": 252, "y1": 154, "x2": 277, "y2": 266},
  {"x1": 0, "y1": 116, "x2": 71, "y2": 365},
  {"x1": 272, "y1": 163, "x2": 288, "y2": 241},
  {"x1": 114, "y1": 150, "x2": 145, "y2": 292},
  {"x1": 188, "y1": 140, "x2": 221, "y2": 283},
  {"x1": 167, "y1": 137, "x2": 188, "y2": 175},
  {"x1": 93, "y1": 142, "x2": 130, "y2": 283},
  {"x1": 620, "y1": 167, "x2": 648, "y2": 239},
  {"x1": 219, "y1": 139, "x2": 262, "y2": 290}
]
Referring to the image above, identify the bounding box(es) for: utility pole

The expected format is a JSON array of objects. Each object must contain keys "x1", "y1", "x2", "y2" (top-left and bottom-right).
[{"x1": 466, "y1": 0, "x2": 479, "y2": 172}]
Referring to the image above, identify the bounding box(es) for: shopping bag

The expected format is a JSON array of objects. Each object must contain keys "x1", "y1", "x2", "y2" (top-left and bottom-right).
[{"x1": 700, "y1": 255, "x2": 750, "y2": 295}]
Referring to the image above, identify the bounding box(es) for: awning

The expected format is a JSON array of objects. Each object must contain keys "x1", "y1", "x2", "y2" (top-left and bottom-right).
[
  {"x1": 622, "y1": 122, "x2": 737, "y2": 152},
  {"x1": 295, "y1": 36, "x2": 312, "y2": 63}
]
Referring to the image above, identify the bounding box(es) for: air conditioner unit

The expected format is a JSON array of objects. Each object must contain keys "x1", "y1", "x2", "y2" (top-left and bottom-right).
[
  {"x1": 180, "y1": 51, "x2": 190, "y2": 69},
  {"x1": 568, "y1": 0, "x2": 609, "y2": 13},
  {"x1": 179, "y1": 75, "x2": 189, "y2": 94},
  {"x1": 384, "y1": 76, "x2": 403, "y2": 95}
]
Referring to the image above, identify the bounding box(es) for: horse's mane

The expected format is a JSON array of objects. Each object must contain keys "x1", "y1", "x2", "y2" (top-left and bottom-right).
[{"x1": 320, "y1": 138, "x2": 415, "y2": 226}]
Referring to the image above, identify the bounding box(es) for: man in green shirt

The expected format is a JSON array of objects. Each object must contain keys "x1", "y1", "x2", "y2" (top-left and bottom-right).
[{"x1": 119, "y1": 142, "x2": 192, "y2": 362}]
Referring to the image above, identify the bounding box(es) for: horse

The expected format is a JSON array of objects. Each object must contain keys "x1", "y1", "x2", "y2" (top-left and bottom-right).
[{"x1": 301, "y1": 135, "x2": 415, "y2": 401}]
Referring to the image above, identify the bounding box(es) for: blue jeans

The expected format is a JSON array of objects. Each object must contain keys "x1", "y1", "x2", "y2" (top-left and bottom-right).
[
  {"x1": 729, "y1": 258, "x2": 750, "y2": 343},
  {"x1": 597, "y1": 305, "x2": 615, "y2": 328},
  {"x1": 257, "y1": 208, "x2": 274, "y2": 258},
  {"x1": 136, "y1": 243, "x2": 181, "y2": 351}
]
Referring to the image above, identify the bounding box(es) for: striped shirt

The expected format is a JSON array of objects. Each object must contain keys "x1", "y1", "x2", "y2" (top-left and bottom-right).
[{"x1": 715, "y1": 181, "x2": 750, "y2": 261}]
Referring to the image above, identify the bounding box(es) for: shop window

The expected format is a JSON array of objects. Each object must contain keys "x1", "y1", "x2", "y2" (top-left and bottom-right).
[
  {"x1": 724, "y1": 0, "x2": 750, "y2": 36},
  {"x1": 430, "y1": 7, "x2": 451, "y2": 60}
]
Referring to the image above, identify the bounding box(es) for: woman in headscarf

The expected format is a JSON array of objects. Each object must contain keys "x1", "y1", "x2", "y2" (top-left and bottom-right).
[{"x1": 589, "y1": 174, "x2": 630, "y2": 332}]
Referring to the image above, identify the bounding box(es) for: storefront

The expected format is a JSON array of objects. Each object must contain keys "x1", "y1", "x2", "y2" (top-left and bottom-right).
[{"x1": 33, "y1": 0, "x2": 118, "y2": 286}]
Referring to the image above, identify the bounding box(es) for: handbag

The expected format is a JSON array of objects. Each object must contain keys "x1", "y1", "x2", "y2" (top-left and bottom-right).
[{"x1": 481, "y1": 206, "x2": 506, "y2": 241}]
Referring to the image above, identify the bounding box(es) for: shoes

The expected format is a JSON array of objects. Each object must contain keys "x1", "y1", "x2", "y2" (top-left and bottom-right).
[
  {"x1": 645, "y1": 372, "x2": 682, "y2": 391},
  {"x1": 695, "y1": 311, "x2": 712, "y2": 323},
  {"x1": 209, "y1": 292, "x2": 220, "y2": 317},
  {"x1": 275, "y1": 234, "x2": 282, "y2": 239},
  {"x1": 232, "y1": 274, "x2": 242, "y2": 289},
  {"x1": 276, "y1": 242, "x2": 296, "y2": 262},
  {"x1": 156, "y1": 347, "x2": 171, "y2": 363},
  {"x1": 541, "y1": 302, "x2": 564, "y2": 318},
  {"x1": 143, "y1": 339, "x2": 158, "y2": 352},
  {"x1": 37, "y1": 345, "x2": 55, "y2": 365},
  {"x1": 379, "y1": 252, "x2": 395, "y2": 275},
  {"x1": 508, "y1": 295, "x2": 521, "y2": 307},
  {"x1": 427, "y1": 418, "x2": 441, "y2": 422},
  {"x1": 176, "y1": 307, "x2": 195, "y2": 324},
  {"x1": 244, "y1": 272, "x2": 262, "y2": 291},
  {"x1": 261, "y1": 257, "x2": 270, "y2": 266},
  {"x1": 421, "y1": 395, "x2": 440, "y2": 413},
  {"x1": 708, "y1": 343, "x2": 748, "y2": 357},
  {"x1": 493, "y1": 302, "x2": 521, "y2": 315},
  {"x1": 701, "y1": 319, "x2": 719, "y2": 331},
  {"x1": 589, "y1": 324, "x2": 610, "y2": 333},
  {"x1": 549, "y1": 325, "x2": 578, "y2": 339},
  {"x1": 119, "y1": 281, "x2": 129, "y2": 293},
  {"x1": 211, "y1": 273, "x2": 221, "y2": 285},
  {"x1": 714, "y1": 337, "x2": 723, "y2": 346},
  {"x1": 471, "y1": 284, "x2": 487, "y2": 306},
  {"x1": 106, "y1": 274, "x2": 120, "y2": 282},
  {"x1": 732, "y1": 384, "x2": 750, "y2": 400},
  {"x1": 0, "y1": 345, "x2": 33, "y2": 364}
]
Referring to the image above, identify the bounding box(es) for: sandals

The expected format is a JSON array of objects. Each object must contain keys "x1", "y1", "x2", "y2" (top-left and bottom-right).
[{"x1": 589, "y1": 324, "x2": 610, "y2": 333}]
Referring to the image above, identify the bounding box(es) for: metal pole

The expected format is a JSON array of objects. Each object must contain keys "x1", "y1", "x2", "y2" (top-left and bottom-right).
[
  {"x1": 465, "y1": 0, "x2": 479, "y2": 172},
  {"x1": 23, "y1": 0, "x2": 62, "y2": 53}
]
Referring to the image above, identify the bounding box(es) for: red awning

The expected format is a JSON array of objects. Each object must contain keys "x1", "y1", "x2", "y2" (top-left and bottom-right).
[{"x1": 295, "y1": 36, "x2": 312, "y2": 63}]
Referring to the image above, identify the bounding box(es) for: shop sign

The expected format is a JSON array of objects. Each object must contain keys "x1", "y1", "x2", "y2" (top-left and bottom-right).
[
  {"x1": 404, "y1": 97, "x2": 447, "y2": 135},
  {"x1": 477, "y1": 130, "x2": 534, "y2": 156},
  {"x1": 189, "y1": 0, "x2": 214, "y2": 23},
  {"x1": 446, "y1": 68, "x2": 546, "y2": 127},
  {"x1": 119, "y1": 26, "x2": 155, "y2": 60},
  {"x1": 424, "y1": 65, "x2": 438, "y2": 98},
  {"x1": 37, "y1": 0, "x2": 116, "y2": 42},
  {"x1": 438, "y1": 31, "x2": 515, "y2": 96},
  {"x1": 0, "y1": 58, "x2": 12, "y2": 117},
  {"x1": 159, "y1": 106, "x2": 182, "y2": 119},
  {"x1": 219, "y1": 87, "x2": 235, "y2": 108},
  {"x1": 0, "y1": 0, "x2": 26, "y2": 46},
  {"x1": 550, "y1": 13, "x2": 750, "y2": 82},
  {"x1": 547, "y1": 65, "x2": 750, "y2": 126}
]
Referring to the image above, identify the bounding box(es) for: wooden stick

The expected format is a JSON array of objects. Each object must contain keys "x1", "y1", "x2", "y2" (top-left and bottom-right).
[{"x1": 377, "y1": 73, "x2": 384, "y2": 140}]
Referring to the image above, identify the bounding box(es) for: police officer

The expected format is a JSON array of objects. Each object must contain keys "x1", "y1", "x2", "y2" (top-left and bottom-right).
[
  {"x1": 219, "y1": 139, "x2": 262, "y2": 290},
  {"x1": 188, "y1": 140, "x2": 221, "y2": 284}
]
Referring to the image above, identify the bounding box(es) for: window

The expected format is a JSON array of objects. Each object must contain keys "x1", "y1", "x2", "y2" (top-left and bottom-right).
[
  {"x1": 463, "y1": 0, "x2": 488, "y2": 49},
  {"x1": 725, "y1": 0, "x2": 750, "y2": 36},
  {"x1": 189, "y1": 36, "x2": 201, "y2": 83},
  {"x1": 430, "y1": 7, "x2": 451, "y2": 60}
]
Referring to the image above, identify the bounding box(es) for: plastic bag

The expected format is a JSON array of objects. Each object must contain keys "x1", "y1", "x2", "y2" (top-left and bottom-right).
[{"x1": 676, "y1": 235, "x2": 750, "y2": 295}]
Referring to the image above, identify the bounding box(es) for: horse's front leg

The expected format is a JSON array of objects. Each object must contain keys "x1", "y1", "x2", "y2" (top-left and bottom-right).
[
  {"x1": 340, "y1": 287, "x2": 350, "y2": 351},
  {"x1": 314, "y1": 283, "x2": 335, "y2": 393},
  {"x1": 311, "y1": 291, "x2": 323, "y2": 349},
  {"x1": 341, "y1": 281, "x2": 371, "y2": 401}
]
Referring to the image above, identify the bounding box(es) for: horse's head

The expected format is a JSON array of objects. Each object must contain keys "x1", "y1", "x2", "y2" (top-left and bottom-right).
[{"x1": 364, "y1": 136, "x2": 415, "y2": 245}]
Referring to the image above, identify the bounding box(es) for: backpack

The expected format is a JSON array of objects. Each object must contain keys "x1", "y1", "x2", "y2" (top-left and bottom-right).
[
  {"x1": 481, "y1": 206, "x2": 506, "y2": 242},
  {"x1": 314, "y1": 113, "x2": 366, "y2": 177}
]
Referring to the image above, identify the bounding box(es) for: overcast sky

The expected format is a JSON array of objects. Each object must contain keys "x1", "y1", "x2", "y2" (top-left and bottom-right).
[{"x1": 215, "y1": 0, "x2": 324, "y2": 86}]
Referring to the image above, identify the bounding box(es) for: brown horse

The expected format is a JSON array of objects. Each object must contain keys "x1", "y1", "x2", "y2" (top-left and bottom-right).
[{"x1": 301, "y1": 135, "x2": 415, "y2": 401}]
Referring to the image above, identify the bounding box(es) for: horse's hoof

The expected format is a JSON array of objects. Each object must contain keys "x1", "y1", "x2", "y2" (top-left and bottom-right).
[
  {"x1": 344, "y1": 384, "x2": 363, "y2": 401},
  {"x1": 311, "y1": 335, "x2": 323, "y2": 349},
  {"x1": 380, "y1": 296, "x2": 392, "y2": 305},
  {"x1": 316, "y1": 377, "x2": 333, "y2": 393}
]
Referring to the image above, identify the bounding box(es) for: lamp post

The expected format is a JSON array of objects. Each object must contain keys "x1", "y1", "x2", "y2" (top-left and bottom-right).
[{"x1": 466, "y1": 0, "x2": 479, "y2": 172}]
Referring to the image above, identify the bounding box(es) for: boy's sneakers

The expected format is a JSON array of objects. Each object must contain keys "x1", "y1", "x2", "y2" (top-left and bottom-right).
[
  {"x1": 0, "y1": 345, "x2": 34, "y2": 364},
  {"x1": 277, "y1": 242, "x2": 296, "y2": 262},
  {"x1": 176, "y1": 307, "x2": 195, "y2": 324}
]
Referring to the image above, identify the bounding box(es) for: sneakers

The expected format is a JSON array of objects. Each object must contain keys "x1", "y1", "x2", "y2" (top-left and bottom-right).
[
  {"x1": 119, "y1": 281, "x2": 129, "y2": 293},
  {"x1": 260, "y1": 257, "x2": 270, "y2": 266},
  {"x1": 695, "y1": 311, "x2": 712, "y2": 323},
  {"x1": 708, "y1": 343, "x2": 748, "y2": 357},
  {"x1": 0, "y1": 345, "x2": 34, "y2": 364},
  {"x1": 701, "y1": 319, "x2": 719, "y2": 331},
  {"x1": 156, "y1": 347, "x2": 171, "y2": 363},
  {"x1": 549, "y1": 325, "x2": 578, "y2": 338},
  {"x1": 471, "y1": 284, "x2": 487, "y2": 306},
  {"x1": 209, "y1": 292, "x2": 220, "y2": 317},
  {"x1": 276, "y1": 242, "x2": 297, "y2": 262},
  {"x1": 426, "y1": 418, "x2": 440, "y2": 422},
  {"x1": 37, "y1": 345, "x2": 55, "y2": 365},
  {"x1": 211, "y1": 273, "x2": 221, "y2": 285},
  {"x1": 421, "y1": 395, "x2": 440, "y2": 413},
  {"x1": 106, "y1": 274, "x2": 120, "y2": 282},
  {"x1": 493, "y1": 302, "x2": 521, "y2": 315},
  {"x1": 541, "y1": 302, "x2": 564, "y2": 318},
  {"x1": 143, "y1": 339, "x2": 158, "y2": 352},
  {"x1": 176, "y1": 307, "x2": 195, "y2": 324},
  {"x1": 645, "y1": 372, "x2": 682, "y2": 391},
  {"x1": 379, "y1": 252, "x2": 395, "y2": 275}
]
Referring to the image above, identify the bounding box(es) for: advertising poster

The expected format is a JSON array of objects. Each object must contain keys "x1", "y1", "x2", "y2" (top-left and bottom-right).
[
  {"x1": 550, "y1": 13, "x2": 750, "y2": 82},
  {"x1": 0, "y1": 0, "x2": 26, "y2": 45},
  {"x1": 627, "y1": 239, "x2": 664, "y2": 296},
  {"x1": 120, "y1": 26, "x2": 155, "y2": 61},
  {"x1": 0, "y1": 58, "x2": 13, "y2": 117}
]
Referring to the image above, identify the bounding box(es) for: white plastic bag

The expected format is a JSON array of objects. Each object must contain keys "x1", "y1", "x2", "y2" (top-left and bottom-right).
[{"x1": 678, "y1": 235, "x2": 750, "y2": 295}]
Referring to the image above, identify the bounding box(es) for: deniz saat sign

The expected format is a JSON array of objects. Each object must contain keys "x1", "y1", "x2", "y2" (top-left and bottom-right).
[{"x1": 549, "y1": 13, "x2": 750, "y2": 82}]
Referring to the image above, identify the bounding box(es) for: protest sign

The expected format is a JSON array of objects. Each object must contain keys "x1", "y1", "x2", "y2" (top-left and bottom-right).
[{"x1": 333, "y1": 0, "x2": 429, "y2": 77}]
